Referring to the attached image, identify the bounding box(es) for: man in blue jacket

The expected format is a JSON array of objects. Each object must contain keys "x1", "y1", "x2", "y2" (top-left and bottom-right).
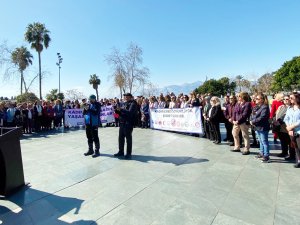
[{"x1": 83, "y1": 95, "x2": 101, "y2": 157}]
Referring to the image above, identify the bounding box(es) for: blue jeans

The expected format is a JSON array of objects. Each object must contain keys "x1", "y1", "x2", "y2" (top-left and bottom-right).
[{"x1": 256, "y1": 130, "x2": 270, "y2": 157}]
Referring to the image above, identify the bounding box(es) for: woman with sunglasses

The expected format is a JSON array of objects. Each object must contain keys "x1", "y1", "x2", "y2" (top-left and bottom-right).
[
  {"x1": 250, "y1": 93, "x2": 271, "y2": 162},
  {"x1": 284, "y1": 93, "x2": 300, "y2": 168},
  {"x1": 274, "y1": 95, "x2": 295, "y2": 159}
]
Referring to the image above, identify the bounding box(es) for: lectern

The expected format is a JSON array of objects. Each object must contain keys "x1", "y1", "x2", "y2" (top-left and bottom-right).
[{"x1": 0, "y1": 127, "x2": 25, "y2": 196}]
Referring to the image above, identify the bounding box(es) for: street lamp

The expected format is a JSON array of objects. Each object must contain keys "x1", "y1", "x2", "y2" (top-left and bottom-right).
[{"x1": 56, "y1": 53, "x2": 63, "y2": 93}]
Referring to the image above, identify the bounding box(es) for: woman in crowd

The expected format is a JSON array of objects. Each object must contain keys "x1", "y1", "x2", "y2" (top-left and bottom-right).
[
  {"x1": 33, "y1": 100, "x2": 43, "y2": 132},
  {"x1": 274, "y1": 95, "x2": 295, "y2": 159},
  {"x1": 284, "y1": 93, "x2": 300, "y2": 168},
  {"x1": 250, "y1": 94, "x2": 259, "y2": 147},
  {"x1": 158, "y1": 95, "x2": 166, "y2": 109},
  {"x1": 232, "y1": 92, "x2": 252, "y2": 155},
  {"x1": 180, "y1": 95, "x2": 189, "y2": 108},
  {"x1": 149, "y1": 96, "x2": 158, "y2": 109},
  {"x1": 140, "y1": 98, "x2": 150, "y2": 128},
  {"x1": 54, "y1": 99, "x2": 64, "y2": 128},
  {"x1": 270, "y1": 92, "x2": 284, "y2": 143},
  {"x1": 189, "y1": 92, "x2": 200, "y2": 107},
  {"x1": 250, "y1": 93, "x2": 271, "y2": 162},
  {"x1": 169, "y1": 95, "x2": 177, "y2": 108},
  {"x1": 164, "y1": 95, "x2": 171, "y2": 108},
  {"x1": 208, "y1": 96, "x2": 223, "y2": 144},
  {"x1": 203, "y1": 96, "x2": 212, "y2": 140},
  {"x1": 226, "y1": 95, "x2": 237, "y2": 146}
]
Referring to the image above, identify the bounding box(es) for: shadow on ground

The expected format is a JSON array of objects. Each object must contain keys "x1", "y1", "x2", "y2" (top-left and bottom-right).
[
  {"x1": 101, "y1": 153, "x2": 209, "y2": 166},
  {"x1": 0, "y1": 185, "x2": 95, "y2": 225}
]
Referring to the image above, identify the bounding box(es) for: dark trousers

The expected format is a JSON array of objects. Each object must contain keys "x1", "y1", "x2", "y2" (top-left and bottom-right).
[
  {"x1": 295, "y1": 136, "x2": 300, "y2": 163},
  {"x1": 119, "y1": 123, "x2": 133, "y2": 155},
  {"x1": 251, "y1": 127, "x2": 258, "y2": 144},
  {"x1": 203, "y1": 120, "x2": 211, "y2": 139},
  {"x1": 278, "y1": 132, "x2": 295, "y2": 156},
  {"x1": 86, "y1": 125, "x2": 100, "y2": 151},
  {"x1": 224, "y1": 120, "x2": 233, "y2": 141},
  {"x1": 211, "y1": 122, "x2": 221, "y2": 143}
]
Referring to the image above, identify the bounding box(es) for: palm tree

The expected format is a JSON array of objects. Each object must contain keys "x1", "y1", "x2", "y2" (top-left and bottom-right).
[
  {"x1": 25, "y1": 22, "x2": 51, "y2": 99},
  {"x1": 89, "y1": 74, "x2": 101, "y2": 100},
  {"x1": 11, "y1": 46, "x2": 33, "y2": 95}
]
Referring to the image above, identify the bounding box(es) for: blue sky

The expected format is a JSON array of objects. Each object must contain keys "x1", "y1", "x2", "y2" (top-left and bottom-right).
[{"x1": 1, "y1": 0, "x2": 300, "y2": 98}]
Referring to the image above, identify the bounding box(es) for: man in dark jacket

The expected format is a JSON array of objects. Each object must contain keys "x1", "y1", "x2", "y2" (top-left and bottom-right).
[
  {"x1": 114, "y1": 93, "x2": 137, "y2": 159},
  {"x1": 83, "y1": 95, "x2": 101, "y2": 157}
]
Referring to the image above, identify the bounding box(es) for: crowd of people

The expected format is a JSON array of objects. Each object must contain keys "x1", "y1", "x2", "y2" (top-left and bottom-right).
[{"x1": 0, "y1": 90, "x2": 300, "y2": 167}]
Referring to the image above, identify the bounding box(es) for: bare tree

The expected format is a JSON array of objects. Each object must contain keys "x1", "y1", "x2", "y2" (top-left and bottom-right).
[
  {"x1": 105, "y1": 43, "x2": 150, "y2": 95},
  {"x1": 256, "y1": 72, "x2": 274, "y2": 94},
  {"x1": 65, "y1": 89, "x2": 86, "y2": 101}
]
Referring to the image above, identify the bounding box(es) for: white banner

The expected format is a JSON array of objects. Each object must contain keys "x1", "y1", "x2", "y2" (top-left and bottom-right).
[
  {"x1": 64, "y1": 106, "x2": 116, "y2": 127},
  {"x1": 100, "y1": 105, "x2": 115, "y2": 123},
  {"x1": 150, "y1": 108, "x2": 203, "y2": 134},
  {"x1": 64, "y1": 109, "x2": 85, "y2": 127}
]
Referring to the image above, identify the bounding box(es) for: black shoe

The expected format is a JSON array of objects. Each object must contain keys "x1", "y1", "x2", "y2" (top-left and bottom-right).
[
  {"x1": 285, "y1": 156, "x2": 296, "y2": 161},
  {"x1": 214, "y1": 141, "x2": 221, "y2": 144},
  {"x1": 242, "y1": 151, "x2": 250, "y2": 155},
  {"x1": 92, "y1": 151, "x2": 100, "y2": 158},
  {"x1": 223, "y1": 138, "x2": 228, "y2": 142},
  {"x1": 124, "y1": 154, "x2": 132, "y2": 159},
  {"x1": 231, "y1": 149, "x2": 240, "y2": 152},
  {"x1": 277, "y1": 153, "x2": 288, "y2": 158},
  {"x1": 114, "y1": 152, "x2": 124, "y2": 157},
  {"x1": 84, "y1": 150, "x2": 94, "y2": 156},
  {"x1": 294, "y1": 163, "x2": 300, "y2": 168}
]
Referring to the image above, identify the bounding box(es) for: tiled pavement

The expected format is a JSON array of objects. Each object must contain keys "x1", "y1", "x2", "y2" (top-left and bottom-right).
[{"x1": 0, "y1": 127, "x2": 300, "y2": 225}]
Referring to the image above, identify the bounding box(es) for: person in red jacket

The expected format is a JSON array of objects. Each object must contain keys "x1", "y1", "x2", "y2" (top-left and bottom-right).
[{"x1": 270, "y1": 93, "x2": 284, "y2": 143}]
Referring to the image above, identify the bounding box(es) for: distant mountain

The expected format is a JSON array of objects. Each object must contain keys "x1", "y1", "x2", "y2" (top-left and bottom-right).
[{"x1": 160, "y1": 81, "x2": 202, "y2": 95}]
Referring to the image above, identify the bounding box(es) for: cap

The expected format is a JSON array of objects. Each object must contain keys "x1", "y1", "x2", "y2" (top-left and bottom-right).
[
  {"x1": 123, "y1": 93, "x2": 133, "y2": 97},
  {"x1": 89, "y1": 94, "x2": 96, "y2": 100}
]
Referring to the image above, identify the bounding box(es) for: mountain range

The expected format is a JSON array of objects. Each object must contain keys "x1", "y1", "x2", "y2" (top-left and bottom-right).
[{"x1": 159, "y1": 81, "x2": 202, "y2": 95}]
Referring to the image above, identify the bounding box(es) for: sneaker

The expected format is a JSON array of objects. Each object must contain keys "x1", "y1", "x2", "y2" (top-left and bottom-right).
[
  {"x1": 255, "y1": 153, "x2": 263, "y2": 159},
  {"x1": 261, "y1": 156, "x2": 270, "y2": 163}
]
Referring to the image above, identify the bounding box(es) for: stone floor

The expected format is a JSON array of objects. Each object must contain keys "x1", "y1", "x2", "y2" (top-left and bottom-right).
[{"x1": 0, "y1": 127, "x2": 300, "y2": 225}]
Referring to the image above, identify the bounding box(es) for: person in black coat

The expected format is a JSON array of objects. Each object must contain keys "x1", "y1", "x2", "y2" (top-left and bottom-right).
[
  {"x1": 114, "y1": 93, "x2": 137, "y2": 159},
  {"x1": 208, "y1": 96, "x2": 223, "y2": 144}
]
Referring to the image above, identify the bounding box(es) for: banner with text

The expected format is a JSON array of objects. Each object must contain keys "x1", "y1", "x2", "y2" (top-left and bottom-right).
[
  {"x1": 64, "y1": 109, "x2": 85, "y2": 127},
  {"x1": 100, "y1": 105, "x2": 115, "y2": 123},
  {"x1": 64, "y1": 106, "x2": 115, "y2": 127},
  {"x1": 150, "y1": 108, "x2": 203, "y2": 134}
]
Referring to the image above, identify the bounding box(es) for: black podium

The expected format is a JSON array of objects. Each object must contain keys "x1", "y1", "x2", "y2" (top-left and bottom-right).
[{"x1": 0, "y1": 127, "x2": 25, "y2": 196}]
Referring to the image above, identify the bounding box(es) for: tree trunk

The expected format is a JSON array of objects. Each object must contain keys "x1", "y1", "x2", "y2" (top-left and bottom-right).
[
  {"x1": 38, "y1": 51, "x2": 42, "y2": 100},
  {"x1": 96, "y1": 88, "x2": 99, "y2": 101},
  {"x1": 20, "y1": 71, "x2": 23, "y2": 95}
]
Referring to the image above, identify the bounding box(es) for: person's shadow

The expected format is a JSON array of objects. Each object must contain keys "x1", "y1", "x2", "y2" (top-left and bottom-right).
[
  {"x1": 101, "y1": 153, "x2": 209, "y2": 166},
  {"x1": 0, "y1": 185, "x2": 95, "y2": 225}
]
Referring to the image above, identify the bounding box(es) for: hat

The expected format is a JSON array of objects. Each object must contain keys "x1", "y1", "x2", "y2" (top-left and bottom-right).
[
  {"x1": 89, "y1": 94, "x2": 96, "y2": 100},
  {"x1": 123, "y1": 93, "x2": 133, "y2": 97}
]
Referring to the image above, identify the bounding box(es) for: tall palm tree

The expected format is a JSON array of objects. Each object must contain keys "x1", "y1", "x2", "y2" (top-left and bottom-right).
[
  {"x1": 11, "y1": 46, "x2": 33, "y2": 95},
  {"x1": 25, "y1": 22, "x2": 51, "y2": 99},
  {"x1": 89, "y1": 74, "x2": 101, "y2": 100}
]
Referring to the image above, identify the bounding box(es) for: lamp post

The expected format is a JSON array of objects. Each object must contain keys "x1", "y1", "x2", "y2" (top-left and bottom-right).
[{"x1": 56, "y1": 53, "x2": 63, "y2": 93}]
